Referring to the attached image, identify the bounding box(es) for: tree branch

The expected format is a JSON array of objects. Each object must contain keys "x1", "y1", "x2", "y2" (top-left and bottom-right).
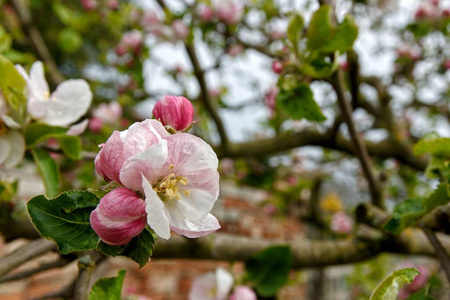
[
  {"x1": 153, "y1": 231, "x2": 450, "y2": 268},
  {"x1": 73, "y1": 251, "x2": 102, "y2": 300},
  {"x1": 184, "y1": 43, "x2": 230, "y2": 150},
  {"x1": 0, "y1": 239, "x2": 56, "y2": 278},
  {"x1": 0, "y1": 257, "x2": 71, "y2": 283},
  {"x1": 10, "y1": 0, "x2": 64, "y2": 86},
  {"x1": 422, "y1": 227, "x2": 450, "y2": 283},
  {"x1": 331, "y1": 69, "x2": 383, "y2": 207}
]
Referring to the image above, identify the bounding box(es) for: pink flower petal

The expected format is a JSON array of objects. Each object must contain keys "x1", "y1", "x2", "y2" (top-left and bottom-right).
[
  {"x1": 230, "y1": 286, "x2": 257, "y2": 300},
  {"x1": 90, "y1": 188, "x2": 147, "y2": 245},
  {"x1": 95, "y1": 131, "x2": 126, "y2": 183},
  {"x1": 120, "y1": 140, "x2": 168, "y2": 191}
]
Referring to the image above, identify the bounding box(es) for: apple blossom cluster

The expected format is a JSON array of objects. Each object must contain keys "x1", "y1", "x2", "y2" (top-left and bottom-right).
[
  {"x1": 91, "y1": 96, "x2": 220, "y2": 244},
  {"x1": 189, "y1": 268, "x2": 256, "y2": 300},
  {"x1": 0, "y1": 61, "x2": 92, "y2": 168},
  {"x1": 198, "y1": 0, "x2": 244, "y2": 25}
]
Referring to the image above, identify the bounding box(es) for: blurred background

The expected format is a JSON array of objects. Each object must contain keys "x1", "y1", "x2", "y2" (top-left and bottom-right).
[{"x1": 0, "y1": 0, "x2": 449, "y2": 299}]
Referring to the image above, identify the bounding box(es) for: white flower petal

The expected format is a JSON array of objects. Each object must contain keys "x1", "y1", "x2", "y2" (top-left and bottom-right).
[
  {"x1": 188, "y1": 272, "x2": 217, "y2": 300},
  {"x1": 1, "y1": 115, "x2": 20, "y2": 129},
  {"x1": 67, "y1": 119, "x2": 89, "y2": 136},
  {"x1": 170, "y1": 213, "x2": 220, "y2": 238},
  {"x1": 174, "y1": 168, "x2": 220, "y2": 221},
  {"x1": 142, "y1": 175, "x2": 171, "y2": 239},
  {"x1": 29, "y1": 61, "x2": 49, "y2": 102},
  {"x1": 120, "y1": 140, "x2": 168, "y2": 191},
  {"x1": 46, "y1": 79, "x2": 92, "y2": 126},
  {"x1": 3, "y1": 130, "x2": 25, "y2": 168},
  {"x1": 216, "y1": 268, "x2": 234, "y2": 300},
  {"x1": 166, "y1": 133, "x2": 219, "y2": 175}
]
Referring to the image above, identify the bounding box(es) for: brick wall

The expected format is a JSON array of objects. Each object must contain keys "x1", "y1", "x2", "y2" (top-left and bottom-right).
[{"x1": 0, "y1": 181, "x2": 307, "y2": 300}]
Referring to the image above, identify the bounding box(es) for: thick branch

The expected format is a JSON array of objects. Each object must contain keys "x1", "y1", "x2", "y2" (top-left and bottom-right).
[
  {"x1": 331, "y1": 69, "x2": 383, "y2": 207},
  {"x1": 0, "y1": 239, "x2": 56, "y2": 277},
  {"x1": 215, "y1": 129, "x2": 427, "y2": 171},
  {"x1": 153, "y1": 231, "x2": 450, "y2": 268},
  {"x1": 10, "y1": 0, "x2": 64, "y2": 86}
]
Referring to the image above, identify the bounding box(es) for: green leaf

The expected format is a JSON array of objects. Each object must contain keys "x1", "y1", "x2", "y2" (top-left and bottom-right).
[
  {"x1": 287, "y1": 14, "x2": 304, "y2": 46},
  {"x1": 423, "y1": 182, "x2": 450, "y2": 212},
  {"x1": 369, "y1": 268, "x2": 420, "y2": 300},
  {"x1": 413, "y1": 137, "x2": 450, "y2": 156},
  {"x1": 97, "y1": 228, "x2": 155, "y2": 268},
  {"x1": 301, "y1": 52, "x2": 339, "y2": 78},
  {"x1": 0, "y1": 25, "x2": 12, "y2": 53},
  {"x1": 245, "y1": 245, "x2": 292, "y2": 297},
  {"x1": 58, "y1": 135, "x2": 82, "y2": 160},
  {"x1": 276, "y1": 83, "x2": 326, "y2": 122},
  {"x1": 307, "y1": 5, "x2": 358, "y2": 53},
  {"x1": 24, "y1": 123, "x2": 82, "y2": 160},
  {"x1": 0, "y1": 54, "x2": 27, "y2": 125},
  {"x1": 58, "y1": 28, "x2": 83, "y2": 53},
  {"x1": 89, "y1": 270, "x2": 126, "y2": 300},
  {"x1": 24, "y1": 123, "x2": 67, "y2": 147},
  {"x1": 383, "y1": 198, "x2": 425, "y2": 235},
  {"x1": 27, "y1": 191, "x2": 100, "y2": 254},
  {"x1": 31, "y1": 148, "x2": 60, "y2": 198}
]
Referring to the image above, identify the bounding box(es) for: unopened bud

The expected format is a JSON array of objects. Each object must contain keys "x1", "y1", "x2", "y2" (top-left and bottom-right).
[{"x1": 153, "y1": 95, "x2": 194, "y2": 132}]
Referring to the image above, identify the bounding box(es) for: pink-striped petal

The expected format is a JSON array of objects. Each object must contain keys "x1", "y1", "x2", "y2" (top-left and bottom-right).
[
  {"x1": 170, "y1": 213, "x2": 221, "y2": 238},
  {"x1": 90, "y1": 188, "x2": 147, "y2": 245}
]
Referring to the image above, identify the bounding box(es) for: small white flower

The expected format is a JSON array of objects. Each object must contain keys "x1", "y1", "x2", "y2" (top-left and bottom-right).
[
  {"x1": 189, "y1": 268, "x2": 234, "y2": 300},
  {"x1": 16, "y1": 61, "x2": 92, "y2": 127}
]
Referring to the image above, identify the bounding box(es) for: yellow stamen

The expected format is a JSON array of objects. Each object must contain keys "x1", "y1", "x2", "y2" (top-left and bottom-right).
[{"x1": 153, "y1": 167, "x2": 190, "y2": 201}]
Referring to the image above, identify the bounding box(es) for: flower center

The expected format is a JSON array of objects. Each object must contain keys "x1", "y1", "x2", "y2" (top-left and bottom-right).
[
  {"x1": 43, "y1": 91, "x2": 50, "y2": 101},
  {"x1": 153, "y1": 165, "x2": 190, "y2": 201}
]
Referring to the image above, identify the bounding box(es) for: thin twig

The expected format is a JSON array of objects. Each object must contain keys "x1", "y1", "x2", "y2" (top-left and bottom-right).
[
  {"x1": 331, "y1": 69, "x2": 383, "y2": 208},
  {"x1": 0, "y1": 257, "x2": 71, "y2": 283},
  {"x1": 0, "y1": 239, "x2": 56, "y2": 278},
  {"x1": 184, "y1": 43, "x2": 230, "y2": 150},
  {"x1": 10, "y1": 0, "x2": 64, "y2": 86},
  {"x1": 422, "y1": 227, "x2": 450, "y2": 283}
]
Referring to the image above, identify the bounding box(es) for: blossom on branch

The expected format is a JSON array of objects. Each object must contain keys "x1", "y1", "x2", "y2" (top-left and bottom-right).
[
  {"x1": 93, "y1": 116, "x2": 220, "y2": 241},
  {"x1": 189, "y1": 268, "x2": 234, "y2": 300},
  {"x1": 16, "y1": 61, "x2": 92, "y2": 127}
]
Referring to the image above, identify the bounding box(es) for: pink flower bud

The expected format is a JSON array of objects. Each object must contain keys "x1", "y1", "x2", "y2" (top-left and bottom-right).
[
  {"x1": 331, "y1": 212, "x2": 353, "y2": 234},
  {"x1": 227, "y1": 44, "x2": 244, "y2": 57},
  {"x1": 172, "y1": 20, "x2": 189, "y2": 40},
  {"x1": 107, "y1": 0, "x2": 119, "y2": 10},
  {"x1": 89, "y1": 116, "x2": 103, "y2": 133},
  {"x1": 90, "y1": 188, "x2": 147, "y2": 245},
  {"x1": 152, "y1": 95, "x2": 194, "y2": 131},
  {"x1": 230, "y1": 286, "x2": 257, "y2": 300},
  {"x1": 115, "y1": 44, "x2": 127, "y2": 56},
  {"x1": 120, "y1": 30, "x2": 143, "y2": 54},
  {"x1": 81, "y1": 0, "x2": 97, "y2": 10},
  {"x1": 445, "y1": 59, "x2": 450, "y2": 70},
  {"x1": 264, "y1": 85, "x2": 279, "y2": 114},
  {"x1": 198, "y1": 5, "x2": 214, "y2": 22},
  {"x1": 272, "y1": 60, "x2": 283, "y2": 74},
  {"x1": 217, "y1": 1, "x2": 243, "y2": 25}
]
